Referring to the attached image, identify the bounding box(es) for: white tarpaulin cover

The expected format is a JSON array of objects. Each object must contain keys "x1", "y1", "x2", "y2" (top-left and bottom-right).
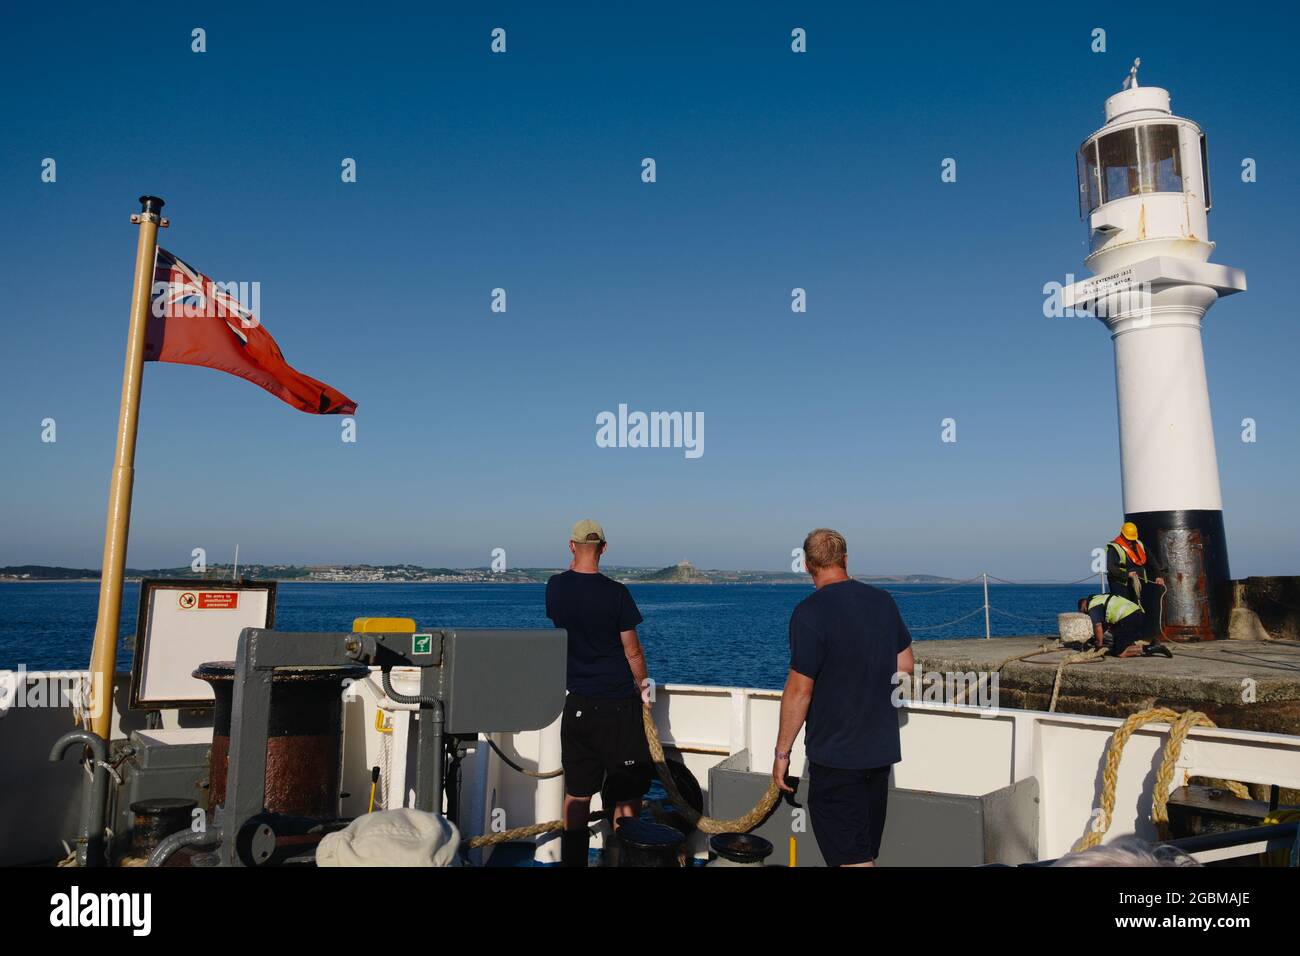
[{"x1": 316, "y1": 809, "x2": 461, "y2": 867}]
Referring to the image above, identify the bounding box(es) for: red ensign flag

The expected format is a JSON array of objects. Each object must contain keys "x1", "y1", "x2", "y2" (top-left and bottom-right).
[{"x1": 145, "y1": 248, "x2": 356, "y2": 414}]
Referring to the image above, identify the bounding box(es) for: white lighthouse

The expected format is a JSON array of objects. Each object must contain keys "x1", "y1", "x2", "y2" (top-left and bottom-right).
[{"x1": 1064, "y1": 62, "x2": 1246, "y2": 640}]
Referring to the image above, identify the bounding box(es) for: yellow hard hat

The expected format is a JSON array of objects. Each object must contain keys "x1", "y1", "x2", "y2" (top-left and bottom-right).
[{"x1": 1120, "y1": 522, "x2": 1139, "y2": 541}]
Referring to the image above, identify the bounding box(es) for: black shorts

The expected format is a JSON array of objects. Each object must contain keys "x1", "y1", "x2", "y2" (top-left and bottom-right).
[
  {"x1": 560, "y1": 693, "x2": 654, "y2": 801},
  {"x1": 1109, "y1": 612, "x2": 1146, "y2": 655},
  {"x1": 807, "y1": 762, "x2": 891, "y2": 867}
]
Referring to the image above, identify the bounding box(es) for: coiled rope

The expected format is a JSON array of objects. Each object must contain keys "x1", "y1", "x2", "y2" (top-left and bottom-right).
[
  {"x1": 1073, "y1": 707, "x2": 1250, "y2": 852},
  {"x1": 465, "y1": 707, "x2": 780, "y2": 848}
]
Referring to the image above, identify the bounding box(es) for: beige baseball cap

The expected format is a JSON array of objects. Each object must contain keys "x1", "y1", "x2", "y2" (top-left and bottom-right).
[{"x1": 570, "y1": 519, "x2": 606, "y2": 544}]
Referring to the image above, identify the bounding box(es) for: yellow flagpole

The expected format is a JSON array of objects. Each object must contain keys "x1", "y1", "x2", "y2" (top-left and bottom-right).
[{"x1": 86, "y1": 196, "x2": 167, "y2": 740}]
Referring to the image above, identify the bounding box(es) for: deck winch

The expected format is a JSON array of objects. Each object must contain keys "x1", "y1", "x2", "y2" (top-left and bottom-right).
[
  {"x1": 198, "y1": 625, "x2": 563, "y2": 866},
  {"x1": 194, "y1": 661, "x2": 368, "y2": 820}
]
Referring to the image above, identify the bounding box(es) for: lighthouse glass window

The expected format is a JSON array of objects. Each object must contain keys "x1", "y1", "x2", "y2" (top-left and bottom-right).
[
  {"x1": 1138, "y1": 125, "x2": 1183, "y2": 193},
  {"x1": 1098, "y1": 129, "x2": 1141, "y2": 203}
]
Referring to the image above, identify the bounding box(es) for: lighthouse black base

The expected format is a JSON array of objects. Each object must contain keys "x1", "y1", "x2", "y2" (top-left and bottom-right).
[{"x1": 1125, "y1": 509, "x2": 1231, "y2": 642}]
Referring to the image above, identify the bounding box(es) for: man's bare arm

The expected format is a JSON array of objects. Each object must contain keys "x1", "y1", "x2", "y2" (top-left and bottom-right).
[
  {"x1": 771, "y1": 669, "x2": 814, "y2": 792},
  {"x1": 776, "y1": 669, "x2": 814, "y2": 752},
  {"x1": 620, "y1": 628, "x2": 649, "y2": 691},
  {"x1": 897, "y1": 645, "x2": 915, "y2": 677}
]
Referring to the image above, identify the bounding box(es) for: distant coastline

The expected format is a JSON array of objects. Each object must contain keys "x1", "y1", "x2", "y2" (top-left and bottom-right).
[{"x1": 0, "y1": 561, "x2": 961, "y2": 587}]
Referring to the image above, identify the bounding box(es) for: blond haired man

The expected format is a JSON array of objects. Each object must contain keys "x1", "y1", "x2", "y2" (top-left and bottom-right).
[{"x1": 772, "y1": 529, "x2": 914, "y2": 867}]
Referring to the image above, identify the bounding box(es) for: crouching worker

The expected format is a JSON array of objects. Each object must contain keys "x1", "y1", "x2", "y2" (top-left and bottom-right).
[
  {"x1": 1078, "y1": 594, "x2": 1171, "y2": 658},
  {"x1": 546, "y1": 519, "x2": 654, "y2": 868}
]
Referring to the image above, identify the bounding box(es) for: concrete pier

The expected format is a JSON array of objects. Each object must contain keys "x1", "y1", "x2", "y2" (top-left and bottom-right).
[{"x1": 913, "y1": 637, "x2": 1300, "y2": 736}]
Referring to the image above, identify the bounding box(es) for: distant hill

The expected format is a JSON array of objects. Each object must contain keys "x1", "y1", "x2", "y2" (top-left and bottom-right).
[
  {"x1": 0, "y1": 565, "x2": 105, "y2": 580},
  {"x1": 626, "y1": 560, "x2": 713, "y2": 584},
  {"x1": 0, "y1": 564, "x2": 318, "y2": 582}
]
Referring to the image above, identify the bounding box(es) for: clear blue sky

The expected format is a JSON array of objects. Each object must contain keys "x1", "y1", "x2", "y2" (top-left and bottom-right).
[{"x1": 1, "y1": 2, "x2": 1296, "y2": 579}]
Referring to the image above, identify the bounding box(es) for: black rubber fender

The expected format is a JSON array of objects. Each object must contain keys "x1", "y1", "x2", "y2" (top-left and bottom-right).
[{"x1": 600, "y1": 757, "x2": 704, "y2": 830}]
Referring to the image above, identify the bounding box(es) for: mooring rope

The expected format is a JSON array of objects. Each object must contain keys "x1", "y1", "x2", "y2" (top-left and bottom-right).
[
  {"x1": 940, "y1": 640, "x2": 1108, "y2": 712},
  {"x1": 1073, "y1": 708, "x2": 1251, "y2": 852},
  {"x1": 1046, "y1": 647, "x2": 1108, "y2": 712},
  {"x1": 465, "y1": 813, "x2": 599, "y2": 849},
  {"x1": 948, "y1": 643, "x2": 1054, "y2": 706},
  {"x1": 641, "y1": 706, "x2": 780, "y2": 835}
]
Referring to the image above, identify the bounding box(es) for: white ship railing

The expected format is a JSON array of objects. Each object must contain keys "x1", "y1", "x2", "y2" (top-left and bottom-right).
[{"x1": 4, "y1": 669, "x2": 1299, "y2": 867}]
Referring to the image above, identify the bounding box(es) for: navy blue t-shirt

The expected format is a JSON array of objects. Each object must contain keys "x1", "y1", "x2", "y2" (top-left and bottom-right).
[
  {"x1": 789, "y1": 579, "x2": 912, "y2": 769},
  {"x1": 545, "y1": 570, "x2": 643, "y2": 699}
]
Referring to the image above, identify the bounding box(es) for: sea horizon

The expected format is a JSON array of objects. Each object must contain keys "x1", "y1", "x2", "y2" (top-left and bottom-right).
[{"x1": 0, "y1": 580, "x2": 1090, "y2": 681}]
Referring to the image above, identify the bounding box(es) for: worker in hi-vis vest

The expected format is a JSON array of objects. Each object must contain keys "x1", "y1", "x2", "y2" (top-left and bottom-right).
[
  {"x1": 1105, "y1": 522, "x2": 1165, "y2": 603},
  {"x1": 1105, "y1": 522, "x2": 1169, "y2": 641},
  {"x1": 1077, "y1": 594, "x2": 1171, "y2": 658}
]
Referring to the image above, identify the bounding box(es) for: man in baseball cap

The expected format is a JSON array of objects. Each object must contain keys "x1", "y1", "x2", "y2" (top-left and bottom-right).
[
  {"x1": 569, "y1": 518, "x2": 606, "y2": 546},
  {"x1": 545, "y1": 519, "x2": 653, "y2": 867}
]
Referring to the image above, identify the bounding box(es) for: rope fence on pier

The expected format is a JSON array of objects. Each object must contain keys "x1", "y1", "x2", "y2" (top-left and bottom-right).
[
  {"x1": 882, "y1": 576, "x2": 985, "y2": 598},
  {"x1": 883, "y1": 571, "x2": 1108, "y2": 640},
  {"x1": 905, "y1": 606, "x2": 988, "y2": 633}
]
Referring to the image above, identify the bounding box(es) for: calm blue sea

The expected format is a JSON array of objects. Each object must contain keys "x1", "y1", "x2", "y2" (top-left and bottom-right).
[{"x1": 0, "y1": 581, "x2": 1092, "y2": 688}]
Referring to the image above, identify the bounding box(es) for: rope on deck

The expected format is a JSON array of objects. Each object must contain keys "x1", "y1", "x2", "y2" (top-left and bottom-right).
[{"x1": 465, "y1": 817, "x2": 575, "y2": 849}]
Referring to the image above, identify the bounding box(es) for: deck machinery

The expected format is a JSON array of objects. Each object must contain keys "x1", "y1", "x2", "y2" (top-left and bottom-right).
[{"x1": 51, "y1": 625, "x2": 566, "y2": 866}]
